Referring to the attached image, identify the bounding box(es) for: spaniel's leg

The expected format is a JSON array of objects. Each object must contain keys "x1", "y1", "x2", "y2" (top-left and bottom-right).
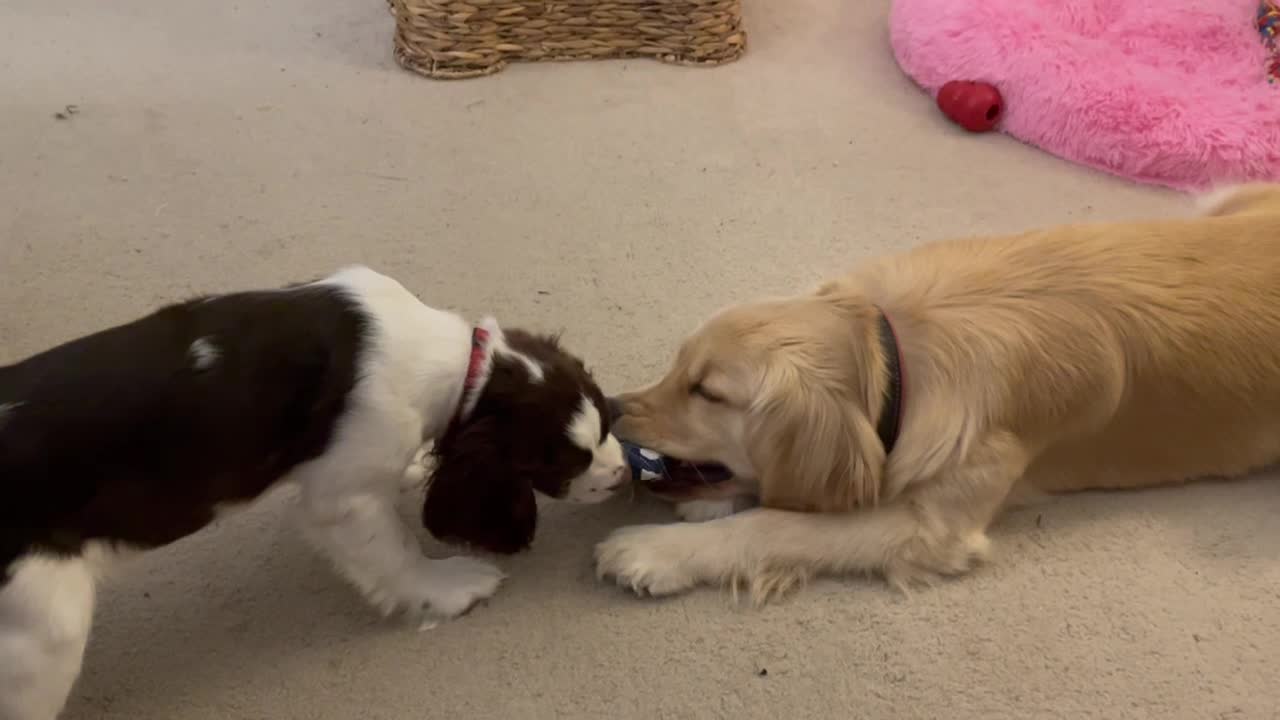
[
  {"x1": 296, "y1": 466, "x2": 503, "y2": 621},
  {"x1": 0, "y1": 555, "x2": 96, "y2": 720}
]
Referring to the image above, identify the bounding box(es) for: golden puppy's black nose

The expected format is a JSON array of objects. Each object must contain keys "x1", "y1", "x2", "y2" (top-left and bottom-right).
[{"x1": 607, "y1": 396, "x2": 625, "y2": 423}]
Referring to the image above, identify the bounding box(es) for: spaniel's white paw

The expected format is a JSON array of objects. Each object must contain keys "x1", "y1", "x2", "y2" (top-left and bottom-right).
[{"x1": 367, "y1": 556, "x2": 505, "y2": 620}]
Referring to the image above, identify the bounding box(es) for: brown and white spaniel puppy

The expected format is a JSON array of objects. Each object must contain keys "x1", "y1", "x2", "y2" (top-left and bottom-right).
[
  {"x1": 0, "y1": 265, "x2": 625, "y2": 720},
  {"x1": 597, "y1": 183, "x2": 1280, "y2": 603}
]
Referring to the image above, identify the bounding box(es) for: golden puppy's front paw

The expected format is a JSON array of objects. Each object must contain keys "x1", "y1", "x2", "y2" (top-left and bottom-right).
[{"x1": 594, "y1": 524, "x2": 700, "y2": 597}]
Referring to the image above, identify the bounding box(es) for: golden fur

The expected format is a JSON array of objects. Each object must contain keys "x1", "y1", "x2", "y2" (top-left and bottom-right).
[{"x1": 595, "y1": 183, "x2": 1280, "y2": 602}]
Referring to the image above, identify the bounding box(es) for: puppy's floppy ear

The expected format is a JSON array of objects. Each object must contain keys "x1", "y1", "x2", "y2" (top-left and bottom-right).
[
  {"x1": 423, "y1": 417, "x2": 537, "y2": 554},
  {"x1": 745, "y1": 361, "x2": 884, "y2": 513}
]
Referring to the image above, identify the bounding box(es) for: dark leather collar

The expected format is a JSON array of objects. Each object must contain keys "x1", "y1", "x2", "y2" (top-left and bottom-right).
[{"x1": 875, "y1": 310, "x2": 905, "y2": 455}]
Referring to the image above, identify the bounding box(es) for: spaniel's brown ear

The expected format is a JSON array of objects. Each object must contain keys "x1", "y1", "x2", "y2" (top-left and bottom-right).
[
  {"x1": 423, "y1": 417, "x2": 536, "y2": 554},
  {"x1": 745, "y1": 360, "x2": 884, "y2": 513}
]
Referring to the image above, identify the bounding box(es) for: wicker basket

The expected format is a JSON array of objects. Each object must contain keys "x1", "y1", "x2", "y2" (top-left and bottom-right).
[{"x1": 389, "y1": 0, "x2": 746, "y2": 79}]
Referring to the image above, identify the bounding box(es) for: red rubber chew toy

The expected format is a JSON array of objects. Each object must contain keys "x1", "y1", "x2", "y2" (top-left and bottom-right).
[{"x1": 936, "y1": 80, "x2": 1003, "y2": 133}]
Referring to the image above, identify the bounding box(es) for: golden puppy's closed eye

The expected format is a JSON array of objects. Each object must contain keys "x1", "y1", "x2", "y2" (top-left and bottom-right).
[
  {"x1": 688, "y1": 380, "x2": 727, "y2": 405},
  {"x1": 598, "y1": 183, "x2": 1280, "y2": 605}
]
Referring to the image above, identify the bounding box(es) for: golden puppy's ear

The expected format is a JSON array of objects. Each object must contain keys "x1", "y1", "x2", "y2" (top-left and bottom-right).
[{"x1": 746, "y1": 362, "x2": 885, "y2": 513}]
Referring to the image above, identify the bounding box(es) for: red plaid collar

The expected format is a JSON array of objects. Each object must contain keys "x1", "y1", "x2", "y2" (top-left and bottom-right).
[
  {"x1": 463, "y1": 327, "x2": 491, "y2": 396},
  {"x1": 452, "y1": 326, "x2": 491, "y2": 428}
]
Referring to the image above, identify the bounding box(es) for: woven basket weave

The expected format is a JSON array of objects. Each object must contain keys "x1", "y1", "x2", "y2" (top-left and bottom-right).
[{"x1": 389, "y1": 0, "x2": 746, "y2": 79}]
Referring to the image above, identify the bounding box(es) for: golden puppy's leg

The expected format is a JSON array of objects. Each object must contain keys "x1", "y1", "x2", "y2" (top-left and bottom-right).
[
  {"x1": 674, "y1": 496, "x2": 756, "y2": 523},
  {"x1": 595, "y1": 506, "x2": 922, "y2": 602},
  {"x1": 880, "y1": 435, "x2": 1026, "y2": 591},
  {"x1": 596, "y1": 434, "x2": 1026, "y2": 603}
]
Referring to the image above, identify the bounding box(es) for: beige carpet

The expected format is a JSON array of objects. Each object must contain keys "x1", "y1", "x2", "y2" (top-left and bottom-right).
[{"x1": 3, "y1": 1, "x2": 1278, "y2": 718}]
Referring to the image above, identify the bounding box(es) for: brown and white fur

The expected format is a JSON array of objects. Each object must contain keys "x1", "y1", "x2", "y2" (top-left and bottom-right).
[
  {"x1": 596, "y1": 183, "x2": 1280, "y2": 603},
  {"x1": 0, "y1": 266, "x2": 627, "y2": 720}
]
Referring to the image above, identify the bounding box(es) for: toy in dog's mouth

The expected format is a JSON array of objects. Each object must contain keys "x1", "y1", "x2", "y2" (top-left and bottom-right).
[{"x1": 621, "y1": 441, "x2": 734, "y2": 497}]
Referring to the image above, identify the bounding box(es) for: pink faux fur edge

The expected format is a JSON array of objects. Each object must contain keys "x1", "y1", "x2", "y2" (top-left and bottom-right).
[{"x1": 889, "y1": 0, "x2": 1280, "y2": 192}]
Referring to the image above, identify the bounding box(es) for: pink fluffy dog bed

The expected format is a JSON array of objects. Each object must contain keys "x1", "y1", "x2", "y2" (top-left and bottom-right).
[{"x1": 889, "y1": 0, "x2": 1280, "y2": 191}]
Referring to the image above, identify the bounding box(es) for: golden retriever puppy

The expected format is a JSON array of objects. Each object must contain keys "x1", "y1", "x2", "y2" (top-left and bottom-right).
[{"x1": 596, "y1": 183, "x2": 1280, "y2": 603}]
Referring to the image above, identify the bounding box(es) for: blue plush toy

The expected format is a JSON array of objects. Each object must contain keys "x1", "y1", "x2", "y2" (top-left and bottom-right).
[
  {"x1": 620, "y1": 441, "x2": 733, "y2": 490},
  {"x1": 621, "y1": 441, "x2": 671, "y2": 483}
]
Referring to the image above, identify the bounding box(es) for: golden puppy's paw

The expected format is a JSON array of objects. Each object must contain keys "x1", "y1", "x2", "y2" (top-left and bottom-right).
[
  {"x1": 883, "y1": 531, "x2": 992, "y2": 593},
  {"x1": 595, "y1": 524, "x2": 701, "y2": 597},
  {"x1": 729, "y1": 565, "x2": 810, "y2": 607}
]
